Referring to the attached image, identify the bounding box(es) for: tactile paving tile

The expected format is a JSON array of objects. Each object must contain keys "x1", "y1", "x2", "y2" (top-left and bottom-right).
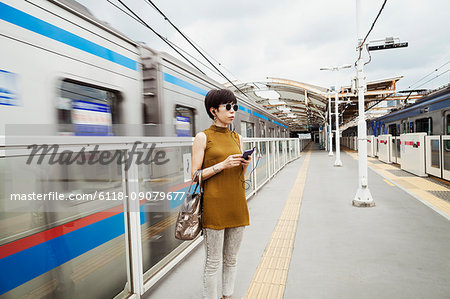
[
  {"x1": 392, "y1": 179, "x2": 419, "y2": 190},
  {"x1": 424, "y1": 177, "x2": 450, "y2": 190},
  {"x1": 426, "y1": 191, "x2": 450, "y2": 203},
  {"x1": 245, "y1": 146, "x2": 311, "y2": 299},
  {"x1": 386, "y1": 169, "x2": 416, "y2": 177}
]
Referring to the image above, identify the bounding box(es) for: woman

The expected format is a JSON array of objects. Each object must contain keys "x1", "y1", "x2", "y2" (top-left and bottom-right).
[{"x1": 192, "y1": 89, "x2": 251, "y2": 299}]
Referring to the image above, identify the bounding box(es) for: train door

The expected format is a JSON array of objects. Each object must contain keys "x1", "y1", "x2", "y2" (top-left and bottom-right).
[
  {"x1": 174, "y1": 105, "x2": 195, "y2": 137},
  {"x1": 388, "y1": 124, "x2": 397, "y2": 136}
]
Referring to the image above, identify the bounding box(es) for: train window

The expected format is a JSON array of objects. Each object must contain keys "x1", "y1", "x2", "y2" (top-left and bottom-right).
[
  {"x1": 402, "y1": 122, "x2": 407, "y2": 134},
  {"x1": 58, "y1": 80, "x2": 120, "y2": 135},
  {"x1": 388, "y1": 124, "x2": 397, "y2": 136},
  {"x1": 269, "y1": 127, "x2": 275, "y2": 138},
  {"x1": 240, "y1": 122, "x2": 246, "y2": 137},
  {"x1": 260, "y1": 121, "x2": 266, "y2": 137},
  {"x1": 409, "y1": 121, "x2": 414, "y2": 133},
  {"x1": 241, "y1": 121, "x2": 255, "y2": 138},
  {"x1": 415, "y1": 118, "x2": 432, "y2": 135},
  {"x1": 445, "y1": 114, "x2": 450, "y2": 152},
  {"x1": 447, "y1": 114, "x2": 450, "y2": 135},
  {"x1": 174, "y1": 105, "x2": 195, "y2": 136}
]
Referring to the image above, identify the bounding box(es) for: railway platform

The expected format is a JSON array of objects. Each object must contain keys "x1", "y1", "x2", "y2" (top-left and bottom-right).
[{"x1": 145, "y1": 143, "x2": 450, "y2": 299}]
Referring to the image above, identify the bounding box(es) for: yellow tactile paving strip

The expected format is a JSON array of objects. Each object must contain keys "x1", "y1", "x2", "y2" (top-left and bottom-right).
[
  {"x1": 344, "y1": 149, "x2": 450, "y2": 216},
  {"x1": 245, "y1": 146, "x2": 312, "y2": 299}
]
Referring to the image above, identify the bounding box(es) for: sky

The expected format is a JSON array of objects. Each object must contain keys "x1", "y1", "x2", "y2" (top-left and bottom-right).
[{"x1": 77, "y1": 0, "x2": 450, "y2": 93}]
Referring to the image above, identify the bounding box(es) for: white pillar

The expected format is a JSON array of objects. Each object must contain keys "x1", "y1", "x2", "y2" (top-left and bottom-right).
[
  {"x1": 353, "y1": 0, "x2": 375, "y2": 207},
  {"x1": 334, "y1": 90, "x2": 342, "y2": 166},
  {"x1": 328, "y1": 93, "x2": 334, "y2": 156}
]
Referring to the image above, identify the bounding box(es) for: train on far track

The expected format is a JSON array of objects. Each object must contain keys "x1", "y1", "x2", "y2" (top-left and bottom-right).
[{"x1": 342, "y1": 85, "x2": 450, "y2": 180}]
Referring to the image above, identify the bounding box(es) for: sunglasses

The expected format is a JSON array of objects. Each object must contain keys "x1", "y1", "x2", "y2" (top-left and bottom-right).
[{"x1": 220, "y1": 103, "x2": 238, "y2": 111}]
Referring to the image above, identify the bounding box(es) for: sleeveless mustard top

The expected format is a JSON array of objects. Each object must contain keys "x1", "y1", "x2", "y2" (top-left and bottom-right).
[{"x1": 201, "y1": 125, "x2": 250, "y2": 229}]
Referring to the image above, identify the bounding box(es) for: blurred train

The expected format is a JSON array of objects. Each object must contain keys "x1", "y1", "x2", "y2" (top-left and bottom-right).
[
  {"x1": 0, "y1": 0, "x2": 292, "y2": 298},
  {"x1": 342, "y1": 86, "x2": 450, "y2": 180},
  {"x1": 0, "y1": 0, "x2": 289, "y2": 138}
]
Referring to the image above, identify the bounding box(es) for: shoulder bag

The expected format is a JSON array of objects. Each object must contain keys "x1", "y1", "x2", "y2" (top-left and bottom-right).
[{"x1": 175, "y1": 169, "x2": 203, "y2": 240}]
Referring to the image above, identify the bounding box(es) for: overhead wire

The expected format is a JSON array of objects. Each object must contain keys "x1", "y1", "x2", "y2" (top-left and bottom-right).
[
  {"x1": 366, "y1": 67, "x2": 450, "y2": 112},
  {"x1": 143, "y1": 0, "x2": 250, "y2": 99},
  {"x1": 415, "y1": 68, "x2": 450, "y2": 88},
  {"x1": 184, "y1": 35, "x2": 243, "y2": 84},
  {"x1": 106, "y1": 0, "x2": 228, "y2": 79},
  {"x1": 355, "y1": 0, "x2": 388, "y2": 64},
  {"x1": 407, "y1": 60, "x2": 450, "y2": 89},
  {"x1": 164, "y1": 39, "x2": 227, "y2": 78},
  {"x1": 144, "y1": 0, "x2": 242, "y2": 82},
  {"x1": 115, "y1": 0, "x2": 206, "y2": 75}
]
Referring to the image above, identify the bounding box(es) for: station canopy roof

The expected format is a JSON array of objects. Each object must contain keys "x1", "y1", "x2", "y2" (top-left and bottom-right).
[{"x1": 228, "y1": 76, "x2": 408, "y2": 132}]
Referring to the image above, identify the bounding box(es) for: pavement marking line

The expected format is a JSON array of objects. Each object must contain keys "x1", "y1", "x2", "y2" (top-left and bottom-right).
[
  {"x1": 384, "y1": 179, "x2": 395, "y2": 186},
  {"x1": 245, "y1": 145, "x2": 312, "y2": 299},
  {"x1": 343, "y1": 148, "x2": 450, "y2": 217}
]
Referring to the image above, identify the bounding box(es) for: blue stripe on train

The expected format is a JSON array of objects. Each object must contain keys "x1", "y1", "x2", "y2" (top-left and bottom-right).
[
  {"x1": 0, "y1": 199, "x2": 173, "y2": 295},
  {"x1": 162, "y1": 73, "x2": 287, "y2": 128},
  {"x1": 0, "y1": 3, "x2": 138, "y2": 71},
  {"x1": 0, "y1": 213, "x2": 125, "y2": 295},
  {"x1": 252, "y1": 111, "x2": 269, "y2": 121},
  {"x1": 169, "y1": 185, "x2": 190, "y2": 210},
  {"x1": 163, "y1": 73, "x2": 208, "y2": 96}
]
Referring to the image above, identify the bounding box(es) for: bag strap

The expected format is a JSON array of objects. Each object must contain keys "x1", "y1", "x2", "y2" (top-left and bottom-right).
[{"x1": 187, "y1": 169, "x2": 202, "y2": 194}]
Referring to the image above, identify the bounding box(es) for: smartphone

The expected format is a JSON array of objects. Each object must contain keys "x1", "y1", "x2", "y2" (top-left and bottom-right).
[{"x1": 242, "y1": 147, "x2": 255, "y2": 160}]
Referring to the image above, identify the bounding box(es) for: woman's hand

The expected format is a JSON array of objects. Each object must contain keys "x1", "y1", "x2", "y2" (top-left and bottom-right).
[
  {"x1": 241, "y1": 155, "x2": 251, "y2": 166},
  {"x1": 221, "y1": 154, "x2": 244, "y2": 169}
]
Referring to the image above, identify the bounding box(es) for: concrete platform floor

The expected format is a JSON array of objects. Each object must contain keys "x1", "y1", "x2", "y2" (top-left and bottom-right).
[{"x1": 145, "y1": 144, "x2": 450, "y2": 299}]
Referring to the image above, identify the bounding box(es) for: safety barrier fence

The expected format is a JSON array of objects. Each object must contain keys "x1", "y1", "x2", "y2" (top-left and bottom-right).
[
  {"x1": 340, "y1": 134, "x2": 450, "y2": 181},
  {"x1": 0, "y1": 136, "x2": 301, "y2": 298},
  {"x1": 425, "y1": 135, "x2": 450, "y2": 180}
]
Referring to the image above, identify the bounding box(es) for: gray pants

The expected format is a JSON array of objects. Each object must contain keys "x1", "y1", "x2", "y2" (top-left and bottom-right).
[{"x1": 203, "y1": 226, "x2": 245, "y2": 299}]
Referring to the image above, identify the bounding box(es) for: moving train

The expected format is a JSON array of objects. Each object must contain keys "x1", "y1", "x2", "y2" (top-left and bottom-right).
[
  {"x1": 0, "y1": 0, "x2": 293, "y2": 298},
  {"x1": 342, "y1": 86, "x2": 450, "y2": 180},
  {"x1": 0, "y1": 0, "x2": 289, "y2": 138}
]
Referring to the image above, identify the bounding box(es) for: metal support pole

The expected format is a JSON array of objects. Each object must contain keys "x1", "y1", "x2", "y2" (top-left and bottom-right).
[
  {"x1": 328, "y1": 93, "x2": 334, "y2": 156},
  {"x1": 353, "y1": 0, "x2": 375, "y2": 207},
  {"x1": 334, "y1": 90, "x2": 342, "y2": 166}
]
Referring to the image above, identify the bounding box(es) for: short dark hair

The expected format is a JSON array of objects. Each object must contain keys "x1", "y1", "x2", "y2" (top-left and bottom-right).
[{"x1": 204, "y1": 89, "x2": 237, "y2": 120}]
